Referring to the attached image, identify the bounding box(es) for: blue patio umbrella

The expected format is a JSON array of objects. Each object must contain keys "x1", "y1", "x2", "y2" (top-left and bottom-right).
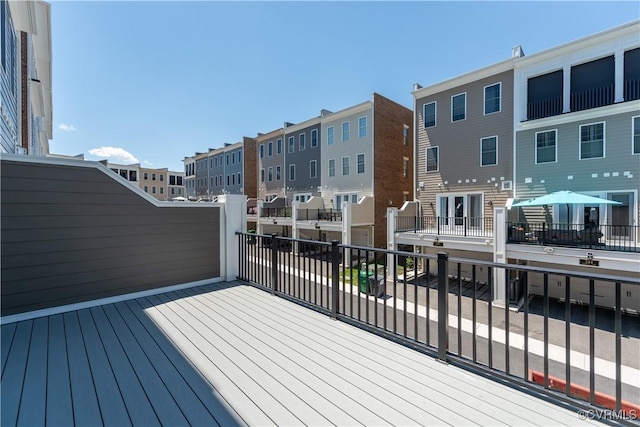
[{"x1": 512, "y1": 190, "x2": 621, "y2": 222}]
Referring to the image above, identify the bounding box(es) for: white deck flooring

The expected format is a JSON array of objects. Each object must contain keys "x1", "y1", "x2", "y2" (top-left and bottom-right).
[{"x1": 1, "y1": 281, "x2": 598, "y2": 426}]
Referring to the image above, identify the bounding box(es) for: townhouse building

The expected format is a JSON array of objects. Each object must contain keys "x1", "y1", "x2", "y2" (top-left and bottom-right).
[
  {"x1": 1, "y1": 0, "x2": 52, "y2": 157},
  {"x1": 183, "y1": 137, "x2": 257, "y2": 201},
  {"x1": 104, "y1": 161, "x2": 185, "y2": 201},
  {"x1": 256, "y1": 127, "x2": 286, "y2": 202},
  {"x1": 390, "y1": 21, "x2": 639, "y2": 312},
  {"x1": 258, "y1": 93, "x2": 413, "y2": 250}
]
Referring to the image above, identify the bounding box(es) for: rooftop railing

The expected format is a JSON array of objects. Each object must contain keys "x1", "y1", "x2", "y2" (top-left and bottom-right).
[
  {"x1": 570, "y1": 84, "x2": 615, "y2": 112},
  {"x1": 508, "y1": 222, "x2": 639, "y2": 253},
  {"x1": 624, "y1": 77, "x2": 640, "y2": 102},
  {"x1": 396, "y1": 216, "x2": 493, "y2": 238},
  {"x1": 260, "y1": 207, "x2": 292, "y2": 218},
  {"x1": 236, "y1": 232, "x2": 640, "y2": 418},
  {"x1": 527, "y1": 96, "x2": 563, "y2": 120},
  {"x1": 297, "y1": 208, "x2": 343, "y2": 222}
]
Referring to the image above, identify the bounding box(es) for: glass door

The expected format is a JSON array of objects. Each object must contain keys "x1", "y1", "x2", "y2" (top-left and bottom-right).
[
  {"x1": 607, "y1": 193, "x2": 633, "y2": 241},
  {"x1": 454, "y1": 196, "x2": 464, "y2": 226}
]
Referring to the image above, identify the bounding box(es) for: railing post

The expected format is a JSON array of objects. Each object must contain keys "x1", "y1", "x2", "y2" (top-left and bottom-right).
[
  {"x1": 331, "y1": 240, "x2": 340, "y2": 319},
  {"x1": 271, "y1": 233, "x2": 278, "y2": 295},
  {"x1": 437, "y1": 252, "x2": 449, "y2": 362}
]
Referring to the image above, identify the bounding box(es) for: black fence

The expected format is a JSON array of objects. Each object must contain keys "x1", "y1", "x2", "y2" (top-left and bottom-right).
[
  {"x1": 260, "y1": 207, "x2": 292, "y2": 218},
  {"x1": 297, "y1": 208, "x2": 343, "y2": 222},
  {"x1": 396, "y1": 216, "x2": 493, "y2": 238},
  {"x1": 570, "y1": 84, "x2": 615, "y2": 112},
  {"x1": 527, "y1": 96, "x2": 563, "y2": 120},
  {"x1": 236, "y1": 232, "x2": 640, "y2": 421},
  {"x1": 508, "y1": 222, "x2": 639, "y2": 253}
]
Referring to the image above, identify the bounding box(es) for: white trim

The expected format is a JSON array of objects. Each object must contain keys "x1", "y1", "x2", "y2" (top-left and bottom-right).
[
  {"x1": 310, "y1": 160, "x2": 317, "y2": 178},
  {"x1": 0, "y1": 278, "x2": 224, "y2": 325},
  {"x1": 298, "y1": 132, "x2": 306, "y2": 151},
  {"x1": 483, "y1": 82, "x2": 502, "y2": 115},
  {"x1": 579, "y1": 121, "x2": 606, "y2": 160},
  {"x1": 451, "y1": 92, "x2": 467, "y2": 122},
  {"x1": 289, "y1": 163, "x2": 296, "y2": 181},
  {"x1": 341, "y1": 121, "x2": 350, "y2": 142},
  {"x1": 288, "y1": 136, "x2": 295, "y2": 153},
  {"x1": 268, "y1": 166, "x2": 273, "y2": 182},
  {"x1": 310, "y1": 129, "x2": 318, "y2": 147},
  {"x1": 425, "y1": 146, "x2": 439, "y2": 173},
  {"x1": 534, "y1": 129, "x2": 558, "y2": 164},
  {"x1": 632, "y1": 116, "x2": 640, "y2": 155},
  {"x1": 328, "y1": 158, "x2": 336, "y2": 177},
  {"x1": 358, "y1": 115, "x2": 367, "y2": 138},
  {"x1": 423, "y1": 101, "x2": 437, "y2": 128},
  {"x1": 480, "y1": 136, "x2": 498, "y2": 167},
  {"x1": 356, "y1": 152, "x2": 365, "y2": 174},
  {"x1": 268, "y1": 141, "x2": 273, "y2": 156},
  {"x1": 276, "y1": 138, "x2": 283, "y2": 154},
  {"x1": 327, "y1": 126, "x2": 334, "y2": 145},
  {"x1": 319, "y1": 101, "x2": 371, "y2": 123},
  {"x1": 259, "y1": 143, "x2": 265, "y2": 158}
]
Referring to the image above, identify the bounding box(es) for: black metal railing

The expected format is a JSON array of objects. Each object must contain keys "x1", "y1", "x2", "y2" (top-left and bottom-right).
[
  {"x1": 527, "y1": 96, "x2": 563, "y2": 120},
  {"x1": 570, "y1": 84, "x2": 615, "y2": 112},
  {"x1": 625, "y1": 77, "x2": 640, "y2": 102},
  {"x1": 296, "y1": 208, "x2": 343, "y2": 222},
  {"x1": 260, "y1": 207, "x2": 292, "y2": 218},
  {"x1": 396, "y1": 216, "x2": 493, "y2": 238},
  {"x1": 508, "y1": 222, "x2": 639, "y2": 253},
  {"x1": 236, "y1": 232, "x2": 640, "y2": 419}
]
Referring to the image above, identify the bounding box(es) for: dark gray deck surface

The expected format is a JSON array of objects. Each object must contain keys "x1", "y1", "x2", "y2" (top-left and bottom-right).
[{"x1": 1, "y1": 281, "x2": 597, "y2": 426}]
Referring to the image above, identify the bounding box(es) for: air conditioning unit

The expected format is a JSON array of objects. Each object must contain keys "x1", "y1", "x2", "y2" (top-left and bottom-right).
[
  {"x1": 418, "y1": 181, "x2": 425, "y2": 189},
  {"x1": 15, "y1": 146, "x2": 27, "y2": 155},
  {"x1": 502, "y1": 180, "x2": 513, "y2": 191}
]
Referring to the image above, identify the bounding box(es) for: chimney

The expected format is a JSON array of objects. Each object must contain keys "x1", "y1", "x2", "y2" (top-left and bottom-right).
[
  {"x1": 284, "y1": 121, "x2": 295, "y2": 128},
  {"x1": 511, "y1": 45, "x2": 525, "y2": 58},
  {"x1": 412, "y1": 83, "x2": 423, "y2": 92},
  {"x1": 320, "y1": 109, "x2": 333, "y2": 117}
]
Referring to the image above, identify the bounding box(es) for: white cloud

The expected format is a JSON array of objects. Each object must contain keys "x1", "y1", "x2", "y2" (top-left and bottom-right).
[
  {"x1": 143, "y1": 160, "x2": 153, "y2": 166},
  {"x1": 88, "y1": 146, "x2": 140, "y2": 164},
  {"x1": 58, "y1": 123, "x2": 77, "y2": 132}
]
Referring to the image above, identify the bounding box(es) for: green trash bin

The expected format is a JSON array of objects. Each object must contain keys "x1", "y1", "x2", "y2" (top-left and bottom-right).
[{"x1": 358, "y1": 264, "x2": 369, "y2": 294}]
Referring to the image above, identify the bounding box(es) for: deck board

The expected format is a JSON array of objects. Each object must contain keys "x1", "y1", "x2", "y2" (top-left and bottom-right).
[
  {"x1": 1, "y1": 321, "x2": 16, "y2": 375},
  {"x1": 1, "y1": 281, "x2": 598, "y2": 427},
  {"x1": 46, "y1": 314, "x2": 74, "y2": 427}
]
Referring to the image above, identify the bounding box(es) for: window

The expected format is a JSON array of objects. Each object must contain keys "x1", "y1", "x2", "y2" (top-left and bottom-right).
[
  {"x1": 357, "y1": 153, "x2": 365, "y2": 174},
  {"x1": 160, "y1": 175, "x2": 164, "y2": 182},
  {"x1": 144, "y1": 186, "x2": 148, "y2": 192},
  {"x1": 288, "y1": 136, "x2": 295, "y2": 153},
  {"x1": 238, "y1": 149, "x2": 242, "y2": 161},
  {"x1": 268, "y1": 167, "x2": 273, "y2": 182},
  {"x1": 129, "y1": 171, "x2": 137, "y2": 181},
  {"x1": 580, "y1": 122, "x2": 605, "y2": 159},
  {"x1": 152, "y1": 187, "x2": 156, "y2": 194},
  {"x1": 311, "y1": 129, "x2": 318, "y2": 147},
  {"x1": 276, "y1": 165, "x2": 281, "y2": 181},
  {"x1": 232, "y1": 174, "x2": 235, "y2": 185},
  {"x1": 237, "y1": 172, "x2": 241, "y2": 185},
  {"x1": 277, "y1": 138, "x2": 282, "y2": 154},
  {"x1": 289, "y1": 164, "x2": 296, "y2": 181},
  {"x1": 299, "y1": 133, "x2": 306, "y2": 150},
  {"x1": 426, "y1": 147, "x2": 439, "y2": 172},
  {"x1": 403, "y1": 157, "x2": 409, "y2": 177},
  {"x1": 170, "y1": 175, "x2": 176, "y2": 185},
  {"x1": 484, "y1": 83, "x2": 501, "y2": 114},
  {"x1": 310, "y1": 160, "x2": 317, "y2": 178},
  {"x1": 358, "y1": 116, "x2": 367, "y2": 138},
  {"x1": 480, "y1": 137, "x2": 498, "y2": 166},
  {"x1": 215, "y1": 176, "x2": 218, "y2": 186},
  {"x1": 268, "y1": 141, "x2": 273, "y2": 156},
  {"x1": 328, "y1": 159, "x2": 336, "y2": 177},
  {"x1": 226, "y1": 154, "x2": 230, "y2": 165},
  {"x1": 342, "y1": 156, "x2": 350, "y2": 175},
  {"x1": 259, "y1": 144, "x2": 264, "y2": 158},
  {"x1": 144, "y1": 172, "x2": 148, "y2": 180},
  {"x1": 403, "y1": 125, "x2": 409, "y2": 145},
  {"x1": 210, "y1": 177, "x2": 214, "y2": 186},
  {"x1": 152, "y1": 173, "x2": 156, "y2": 181},
  {"x1": 451, "y1": 93, "x2": 466, "y2": 122},
  {"x1": 423, "y1": 102, "x2": 436, "y2": 127},
  {"x1": 177, "y1": 177, "x2": 182, "y2": 185},
  {"x1": 261, "y1": 168, "x2": 265, "y2": 183},
  {"x1": 633, "y1": 117, "x2": 640, "y2": 155},
  {"x1": 160, "y1": 187, "x2": 164, "y2": 194},
  {"x1": 227, "y1": 175, "x2": 230, "y2": 186},
  {"x1": 327, "y1": 126, "x2": 334, "y2": 145},
  {"x1": 171, "y1": 188, "x2": 175, "y2": 195},
  {"x1": 214, "y1": 157, "x2": 218, "y2": 168},
  {"x1": 535, "y1": 130, "x2": 557, "y2": 164},
  {"x1": 342, "y1": 122, "x2": 350, "y2": 141}
]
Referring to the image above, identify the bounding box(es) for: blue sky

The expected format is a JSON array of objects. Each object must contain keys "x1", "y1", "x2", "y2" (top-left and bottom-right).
[{"x1": 50, "y1": 1, "x2": 639, "y2": 172}]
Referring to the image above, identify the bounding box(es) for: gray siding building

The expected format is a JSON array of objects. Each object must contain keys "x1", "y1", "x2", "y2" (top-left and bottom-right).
[{"x1": 284, "y1": 118, "x2": 321, "y2": 202}]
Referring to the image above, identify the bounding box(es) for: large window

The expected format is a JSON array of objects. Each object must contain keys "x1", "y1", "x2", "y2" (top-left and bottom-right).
[
  {"x1": 299, "y1": 133, "x2": 306, "y2": 151},
  {"x1": 277, "y1": 138, "x2": 282, "y2": 154},
  {"x1": 358, "y1": 116, "x2": 367, "y2": 138},
  {"x1": 276, "y1": 165, "x2": 281, "y2": 181},
  {"x1": 423, "y1": 102, "x2": 436, "y2": 128},
  {"x1": 310, "y1": 160, "x2": 317, "y2": 178},
  {"x1": 260, "y1": 169, "x2": 265, "y2": 183},
  {"x1": 268, "y1": 167, "x2": 273, "y2": 182},
  {"x1": 342, "y1": 122, "x2": 350, "y2": 142},
  {"x1": 452, "y1": 93, "x2": 466, "y2": 122},
  {"x1": 328, "y1": 159, "x2": 336, "y2": 177},
  {"x1": 311, "y1": 129, "x2": 318, "y2": 147},
  {"x1": 633, "y1": 116, "x2": 640, "y2": 155},
  {"x1": 484, "y1": 83, "x2": 501, "y2": 114},
  {"x1": 480, "y1": 136, "x2": 497, "y2": 166},
  {"x1": 426, "y1": 146, "x2": 439, "y2": 172},
  {"x1": 327, "y1": 126, "x2": 334, "y2": 145},
  {"x1": 268, "y1": 141, "x2": 273, "y2": 156},
  {"x1": 580, "y1": 122, "x2": 605, "y2": 159},
  {"x1": 259, "y1": 144, "x2": 264, "y2": 158},
  {"x1": 357, "y1": 153, "x2": 365, "y2": 174},
  {"x1": 535, "y1": 130, "x2": 557, "y2": 164},
  {"x1": 289, "y1": 164, "x2": 296, "y2": 181},
  {"x1": 288, "y1": 136, "x2": 295, "y2": 153},
  {"x1": 342, "y1": 156, "x2": 350, "y2": 175}
]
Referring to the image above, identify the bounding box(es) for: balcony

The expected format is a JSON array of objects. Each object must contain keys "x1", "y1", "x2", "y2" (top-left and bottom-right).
[
  {"x1": 625, "y1": 77, "x2": 640, "y2": 101},
  {"x1": 2, "y1": 156, "x2": 638, "y2": 425},
  {"x1": 297, "y1": 208, "x2": 343, "y2": 222},
  {"x1": 508, "y1": 222, "x2": 639, "y2": 253},
  {"x1": 396, "y1": 216, "x2": 493, "y2": 238},
  {"x1": 260, "y1": 207, "x2": 291, "y2": 218},
  {"x1": 570, "y1": 84, "x2": 615, "y2": 112},
  {"x1": 527, "y1": 96, "x2": 562, "y2": 120}
]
